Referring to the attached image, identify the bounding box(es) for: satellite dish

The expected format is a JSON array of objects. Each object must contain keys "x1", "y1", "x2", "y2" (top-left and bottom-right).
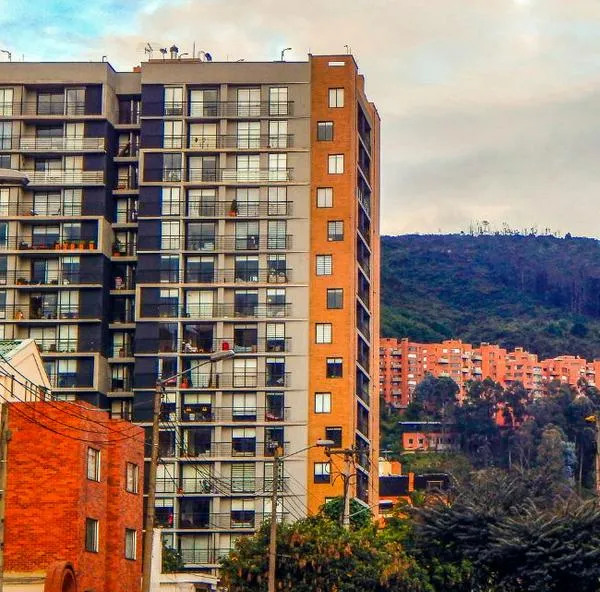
[
  {"x1": 197, "y1": 50, "x2": 213, "y2": 62},
  {"x1": 205, "y1": 52, "x2": 213, "y2": 62}
]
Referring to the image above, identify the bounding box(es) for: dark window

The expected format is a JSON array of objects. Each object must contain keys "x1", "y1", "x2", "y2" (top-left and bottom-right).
[
  {"x1": 325, "y1": 427, "x2": 342, "y2": 447},
  {"x1": 314, "y1": 462, "x2": 331, "y2": 484},
  {"x1": 85, "y1": 518, "x2": 99, "y2": 552},
  {"x1": 317, "y1": 121, "x2": 334, "y2": 141},
  {"x1": 326, "y1": 358, "x2": 343, "y2": 378},
  {"x1": 327, "y1": 289, "x2": 343, "y2": 309},
  {"x1": 327, "y1": 221, "x2": 344, "y2": 241}
]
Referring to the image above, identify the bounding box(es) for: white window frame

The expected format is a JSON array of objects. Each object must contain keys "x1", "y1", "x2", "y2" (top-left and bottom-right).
[
  {"x1": 85, "y1": 518, "x2": 99, "y2": 553},
  {"x1": 125, "y1": 528, "x2": 137, "y2": 560},
  {"x1": 316, "y1": 255, "x2": 332, "y2": 276},
  {"x1": 126, "y1": 462, "x2": 139, "y2": 494},
  {"x1": 328, "y1": 154, "x2": 344, "y2": 174},
  {"x1": 328, "y1": 88, "x2": 344, "y2": 108},
  {"x1": 317, "y1": 187, "x2": 333, "y2": 208},
  {"x1": 87, "y1": 447, "x2": 101, "y2": 481},
  {"x1": 316, "y1": 323, "x2": 332, "y2": 344},
  {"x1": 315, "y1": 392, "x2": 331, "y2": 414}
]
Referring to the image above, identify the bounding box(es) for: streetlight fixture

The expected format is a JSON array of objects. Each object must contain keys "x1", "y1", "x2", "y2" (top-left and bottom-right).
[
  {"x1": 0, "y1": 50, "x2": 11, "y2": 62},
  {"x1": 267, "y1": 439, "x2": 334, "y2": 592},
  {"x1": 141, "y1": 349, "x2": 235, "y2": 592},
  {"x1": 280, "y1": 48, "x2": 292, "y2": 62}
]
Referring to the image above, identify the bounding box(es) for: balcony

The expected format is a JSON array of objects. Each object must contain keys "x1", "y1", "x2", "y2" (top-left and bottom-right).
[
  {"x1": 3, "y1": 304, "x2": 97, "y2": 321},
  {"x1": 35, "y1": 338, "x2": 93, "y2": 353},
  {"x1": 4, "y1": 237, "x2": 98, "y2": 252},
  {"x1": 179, "y1": 406, "x2": 290, "y2": 423},
  {"x1": 18, "y1": 137, "x2": 106, "y2": 152},
  {"x1": 142, "y1": 303, "x2": 292, "y2": 319},
  {"x1": 179, "y1": 336, "x2": 291, "y2": 355},
  {"x1": 187, "y1": 168, "x2": 292, "y2": 184},
  {"x1": 7, "y1": 270, "x2": 99, "y2": 286},
  {"x1": 144, "y1": 200, "x2": 293, "y2": 218},
  {"x1": 24, "y1": 170, "x2": 104, "y2": 186},
  {"x1": 144, "y1": 100, "x2": 294, "y2": 118},
  {"x1": 152, "y1": 234, "x2": 293, "y2": 252},
  {"x1": 0, "y1": 101, "x2": 90, "y2": 117},
  {"x1": 159, "y1": 134, "x2": 294, "y2": 150},
  {"x1": 136, "y1": 372, "x2": 290, "y2": 390},
  {"x1": 177, "y1": 441, "x2": 290, "y2": 458}
]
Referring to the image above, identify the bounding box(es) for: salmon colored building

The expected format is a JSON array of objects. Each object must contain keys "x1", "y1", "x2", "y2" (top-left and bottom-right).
[
  {"x1": 380, "y1": 338, "x2": 600, "y2": 407},
  {"x1": 4, "y1": 401, "x2": 144, "y2": 592}
]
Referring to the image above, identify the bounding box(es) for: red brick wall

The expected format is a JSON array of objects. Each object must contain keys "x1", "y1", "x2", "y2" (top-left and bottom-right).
[{"x1": 4, "y1": 401, "x2": 143, "y2": 592}]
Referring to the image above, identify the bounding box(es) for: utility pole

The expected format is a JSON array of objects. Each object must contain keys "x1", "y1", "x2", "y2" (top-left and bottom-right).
[
  {"x1": 0, "y1": 403, "x2": 9, "y2": 591},
  {"x1": 268, "y1": 443, "x2": 280, "y2": 592},
  {"x1": 141, "y1": 381, "x2": 162, "y2": 592},
  {"x1": 342, "y1": 449, "x2": 353, "y2": 530}
]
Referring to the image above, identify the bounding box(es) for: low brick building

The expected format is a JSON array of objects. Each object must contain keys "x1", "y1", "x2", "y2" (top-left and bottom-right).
[{"x1": 4, "y1": 401, "x2": 144, "y2": 592}]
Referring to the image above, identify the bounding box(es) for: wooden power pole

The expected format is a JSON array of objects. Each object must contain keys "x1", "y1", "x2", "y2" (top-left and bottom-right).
[
  {"x1": 268, "y1": 445, "x2": 280, "y2": 592},
  {"x1": 0, "y1": 403, "x2": 10, "y2": 591}
]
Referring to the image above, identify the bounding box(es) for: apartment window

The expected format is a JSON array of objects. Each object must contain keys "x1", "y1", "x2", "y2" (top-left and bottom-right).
[
  {"x1": 0, "y1": 88, "x2": 13, "y2": 116},
  {"x1": 329, "y1": 88, "x2": 344, "y2": 108},
  {"x1": 164, "y1": 120, "x2": 183, "y2": 149},
  {"x1": 87, "y1": 447, "x2": 101, "y2": 481},
  {"x1": 267, "y1": 220, "x2": 287, "y2": 249},
  {"x1": 327, "y1": 221, "x2": 344, "y2": 241},
  {"x1": 316, "y1": 323, "x2": 332, "y2": 344},
  {"x1": 126, "y1": 463, "x2": 139, "y2": 494},
  {"x1": 326, "y1": 357, "x2": 343, "y2": 378},
  {"x1": 314, "y1": 462, "x2": 331, "y2": 484},
  {"x1": 268, "y1": 153, "x2": 287, "y2": 182},
  {"x1": 85, "y1": 518, "x2": 99, "y2": 553},
  {"x1": 315, "y1": 392, "x2": 331, "y2": 414},
  {"x1": 316, "y1": 255, "x2": 332, "y2": 276},
  {"x1": 161, "y1": 187, "x2": 181, "y2": 216},
  {"x1": 125, "y1": 529, "x2": 137, "y2": 560},
  {"x1": 163, "y1": 153, "x2": 182, "y2": 182},
  {"x1": 317, "y1": 121, "x2": 333, "y2": 141},
  {"x1": 268, "y1": 120, "x2": 288, "y2": 149},
  {"x1": 269, "y1": 86, "x2": 288, "y2": 116},
  {"x1": 327, "y1": 288, "x2": 343, "y2": 309},
  {"x1": 160, "y1": 255, "x2": 179, "y2": 283},
  {"x1": 268, "y1": 186, "x2": 288, "y2": 215},
  {"x1": 328, "y1": 154, "x2": 344, "y2": 174},
  {"x1": 165, "y1": 87, "x2": 184, "y2": 116},
  {"x1": 0, "y1": 122, "x2": 12, "y2": 150},
  {"x1": 316, "y1": 187, "x2": 333, "y2": 208},
  {"x1": 161, "y1": 220, "x2": 180, "y2": 250},
  {"x1": 325, "y1": 427, "x2": 342, "y2": 447}
]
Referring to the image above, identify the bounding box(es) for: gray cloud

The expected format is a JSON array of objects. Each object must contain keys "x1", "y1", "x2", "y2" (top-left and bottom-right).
[{"x1": 22, "y1": 0, "x2": 600, "y2": 236}]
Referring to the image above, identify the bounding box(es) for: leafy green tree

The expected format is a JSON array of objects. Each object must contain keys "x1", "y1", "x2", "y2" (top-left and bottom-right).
[
  {"x1": 220, "y1": 516, "x2": 430, "y2": 592},
  {"x1": 319, "y1": 497, "x2": 373, "y2": 530},
  {"x1": 162, "y1": 540, "x2": 184, "y2": 572}
]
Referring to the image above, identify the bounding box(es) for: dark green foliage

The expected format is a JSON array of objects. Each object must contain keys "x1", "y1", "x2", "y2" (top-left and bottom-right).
[
  {"x1": 162, "y1": 540, "x2": 184, "y2": 572},
  {"x1": 319, "y1": 496, "x2": 373, "y2": 530},
  {"x1": 381, "y1": 234, "x2": 600, "y2": 359}
]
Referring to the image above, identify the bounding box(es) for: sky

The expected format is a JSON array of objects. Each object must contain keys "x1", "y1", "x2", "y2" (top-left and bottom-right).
[{"x1": 1, "y1": 0, "x2": 600, "y2": 237}]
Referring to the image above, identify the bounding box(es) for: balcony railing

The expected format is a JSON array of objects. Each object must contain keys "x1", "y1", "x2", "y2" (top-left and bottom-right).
[
  {"x1": 145, "y1": 100, "x2": 294, "y2": 118},
  {"x1": 137, "y1": 372, "x2": 290, "y2": 390},
  {"x1": 154, "y1": 168, "x2": 292, "y2": 184},
  {"x1": 35, "y1": 338, "x2": 94, "y2": 353},
  {"x1": 46, "y1": 372, "x2": 93, "y2": 389},
  {"x1": 1, "y1": 202, "x2": 84, "y2": 217},
  {"x1": 4, "y1": 271, "x2": 98, "y2": 286},
  {"x1": 142, "y1": 200, "x2": 293, "y2": 218},
  {"x1": 0, "y1": 101, "x2": 89, "y2": 117},
  {"x1": 3, "y1": 304, "x2": 96, "y2": 321},
  {"x1": 169, "y1": 440, "x2": 291, "y2": 458},
  {"x1": 24, "y1": 170, "x2": 104, "y2": 186},
  {"x1": 154, "y1": 234, "x2": 293, "y2": 252},
  {"x1": 1, "y1": 237, "x2": 98, "y2": 251},
  {"x1": 141, "y1": 303, "x2": 291, "y2": 319},
  {"x1": 176, "y1": 337, "x2": 291, "y2": 355},
  {"x1": 18, "y1": 137, "x2": 106, "y2": 152},
  {"x1": 138, "y1": 269, "x2": 291, "y2": 285},
  {"x1": 179, "y1": 406, "x2": 289, "y2": 423},
  {"x1": 172, "y1": 476, "x2": 290, "y2": 495},
  {"x1": 160, "y1": 134, "x2": 294, "y2": 150}
]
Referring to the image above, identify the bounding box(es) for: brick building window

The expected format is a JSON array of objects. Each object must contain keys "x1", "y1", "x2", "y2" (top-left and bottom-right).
[
  {"x1": 327, "y1": 221, "x2": 344, "y2": 241},
  {"x1": 87, "y1": 448, "x2": 101, "y2": 481},
  {"x1": 329, "y1": 88, "x2": 344, "y2": 108},
  {"x1": 325, "y1": 427, "x2": 343, "y2": 447},
  {"x1": 125, "y1": 528, "x2": 137, "y2": 560},
  {"x1": 327, "y1": 289, "x2": 343, "y2": 309},
  {"x1": 316, "y1": 187, "x2": 333, "y2": 208},
  {"x1": 317, "y1": 121, "x2": 334, "y2": 141},
  {"x1": 315, "y1": 392, "x2": 331, "y2": 413},
  {"x1": 316, "y1": 323, "x2": 332, "y2": 344},
  {"x1": 126, "y1": 462, "x2": 139, "y2": 494},
  {"x1": 314, "y1": 462, "x2": 331, "y2": 484},
  {"x1": 326, "y1": 357, "x2": 343, "y2": 378},
  {"x1": 85, "y1": 518, "x2": 99, "y2": 553},
  {"x1": 316, "y1": 255, "x2": 332, "y2": 276},
  {"x1": 328, "y1": 154, "x2": 344, "y2": 174}
]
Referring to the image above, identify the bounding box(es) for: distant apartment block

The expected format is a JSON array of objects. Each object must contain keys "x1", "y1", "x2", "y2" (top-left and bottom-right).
[
  {"x1": 380, "y1": 337, "x2": 599, "y2": 407},
  {"x1": 0, "y1": 53, "x2": 380, "y2": 572}
]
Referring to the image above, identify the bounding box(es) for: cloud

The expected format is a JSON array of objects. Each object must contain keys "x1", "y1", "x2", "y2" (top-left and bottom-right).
[{"x1": 2, "y1": 0, "x2": 600, "y2": 236}]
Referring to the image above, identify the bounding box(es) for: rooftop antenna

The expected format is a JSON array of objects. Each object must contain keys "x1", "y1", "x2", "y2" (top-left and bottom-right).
[
  {"x1": 344, "y1": 44, "x2": 351, "y2": 54},
  {"x1": 169, "y1": 45, "x2": 179, "y2": 60},
  {"x1": 0, "y1": 50, "x2": 11, "y2": 62},
  {"x1": 280, "y1": 47, "x2": 292, "y2": 61},
  {"x1": 159, "y1": 48, "x2": 168, "y2": 60}
]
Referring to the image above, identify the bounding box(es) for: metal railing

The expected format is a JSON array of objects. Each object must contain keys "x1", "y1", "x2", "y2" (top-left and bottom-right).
[
  {"x1": 6, "y1": 271, "x2": 100, "y2": 286},
  {"x1": 151, "y1": 440, "x2": 290, "y2": 459},
  {"x1": 35, "y1": 338, "x2": 88, "y2": 353},
  {"x1": 159, "y1": 134, "x2": 294, "y2": 150},
  {"x1": 154, "y1": 234, "x2": 293, "y2": 251},
  {"x1": 141, "y1": 303, "x2": 292, "y2": 319},
  {"x1": 146, "y1": 100, "x2": 294, "y2": 118},
  {"x1": 168, "y1": 372, "x2": 290, "y2": 389},
  {"x1": 0, "y1": 202, "x2": 83, "y2": 217},
  {"x1": 3, "y1": 304, "x2": 95, "y2": 321},
  {"x1": 0, "y1": 237, "x2": 98, "y2": 251},
  {"x1": 176, "y1": 337, "x2": 291, "y2": 355},
  {"x1": 0, "y1": 101, "x2": 90, "y2": 117},
  {"x1": 18, "y1": 137, "x2": 105, "y2": 152},
  {"x1": 179, "y1": 406, "x2": 289, "y2": 423},
  {"x1": 142, "y1": 200, "x2": 293, "y2": 218},
  {"x1": 138, "y1": 268, "x2": 291, "y2": 285},
  {"x1": 23, "y1": 170, "x2": 104, "y2": 185}
]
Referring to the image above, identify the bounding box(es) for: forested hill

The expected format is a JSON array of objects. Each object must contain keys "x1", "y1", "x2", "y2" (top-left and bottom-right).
[{"x1": 381, "y1": 234, "x2": 600, "y2": 360}]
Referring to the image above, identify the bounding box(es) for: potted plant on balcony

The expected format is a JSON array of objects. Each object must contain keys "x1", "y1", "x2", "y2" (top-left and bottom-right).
[
  {"x1": 180, "y1": 377, "x2": 190, "y2": 389},
  {"x1": 112, "y1": 240, "x2": 122, "y2": 256},
  {"x1": 88, "y1": 240, "x2": 95, "y2": 250},
  {"x1": 16, "y1": 277, "x2": 26, "y2": 285},
  {"x1": 228, "y1": 199, "x2": 238, "y2": 216},
  {"x1": 78, "y1": 240, "x2": 86, "y2": 250}
]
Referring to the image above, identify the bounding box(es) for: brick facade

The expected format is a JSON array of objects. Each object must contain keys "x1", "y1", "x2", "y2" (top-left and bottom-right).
[{"x1": 4, "y1": 401, "x2": 144, "y2": 592}]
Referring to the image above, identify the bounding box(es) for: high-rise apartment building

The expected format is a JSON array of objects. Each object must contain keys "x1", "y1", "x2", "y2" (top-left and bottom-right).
[{"x1": 0, "y1": 53, "x2": 380, "y2": 571}]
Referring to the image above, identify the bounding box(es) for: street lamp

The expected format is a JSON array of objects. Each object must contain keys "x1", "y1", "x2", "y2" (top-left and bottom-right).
[
  {"x1": 141, "y1": 349, "x2": 235, "y2": 592},
  {"x1": 280, "y1": 47, "x2": 292, "y2": 62},
  {"x1": 267, "y1": 439, "x2": 334, "y2": 592}
]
